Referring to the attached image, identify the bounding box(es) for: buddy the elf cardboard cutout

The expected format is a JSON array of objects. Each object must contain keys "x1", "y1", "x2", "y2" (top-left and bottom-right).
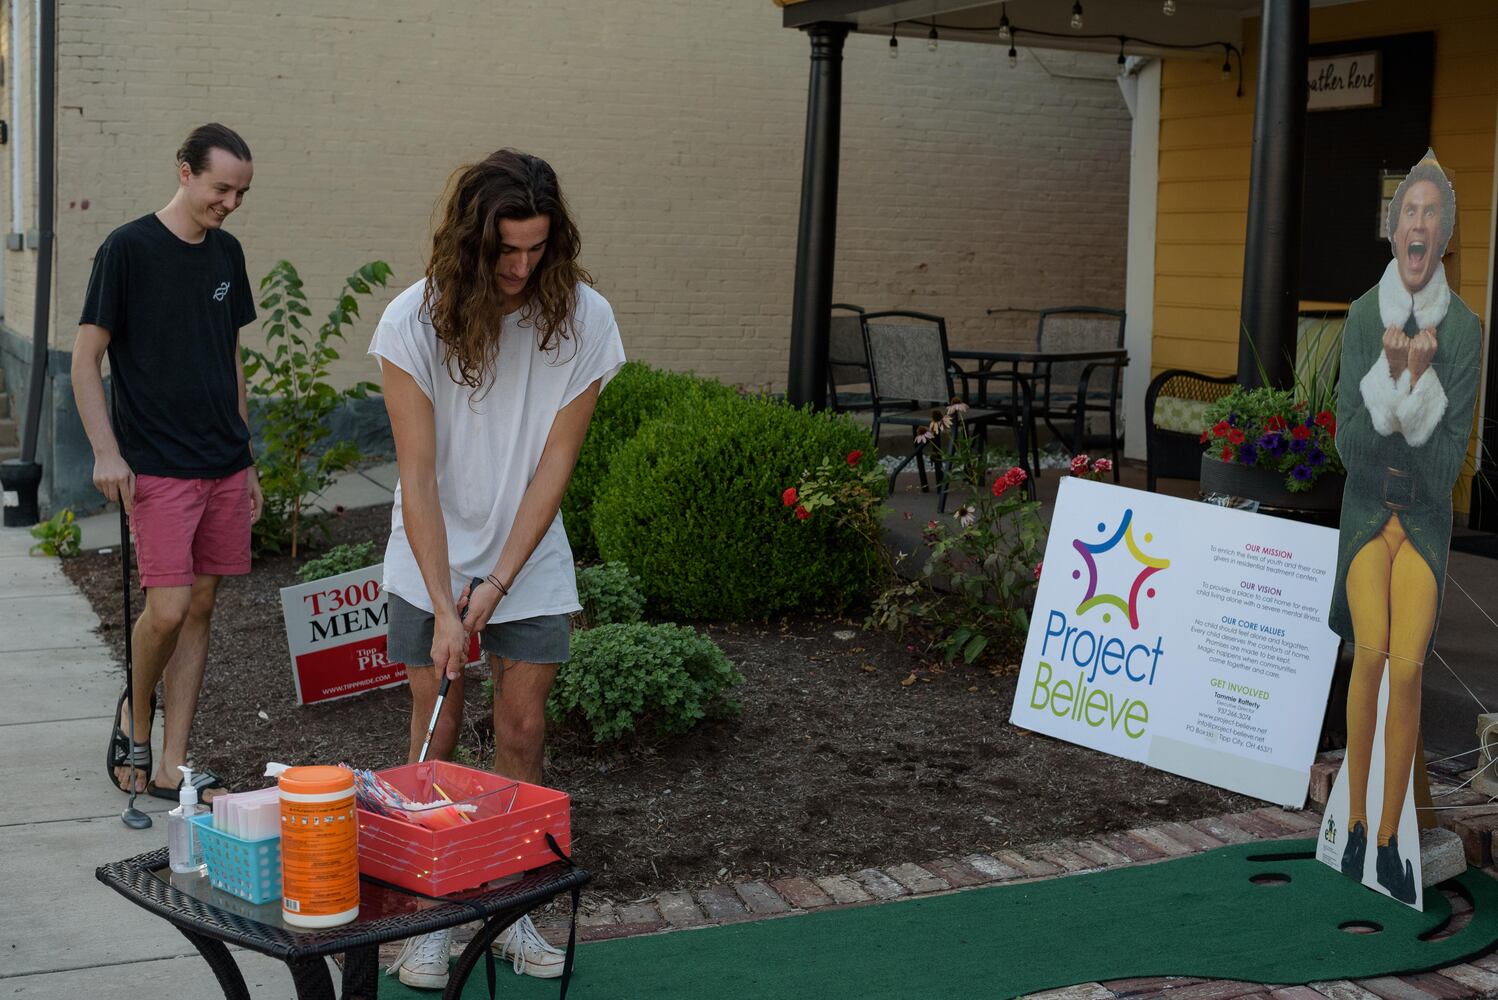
[{"x1": 1318, "y1": 150, "x2": 1482, "y2": 909}]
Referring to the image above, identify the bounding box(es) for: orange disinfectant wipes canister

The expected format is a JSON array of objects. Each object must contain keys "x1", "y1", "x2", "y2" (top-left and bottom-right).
[{"x1": 278, "y1": 765, "x2": 359, "y2": 928}]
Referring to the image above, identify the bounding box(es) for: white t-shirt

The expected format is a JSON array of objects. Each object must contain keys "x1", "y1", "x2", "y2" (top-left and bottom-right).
[{"x1": 368, "y1": 279, "x2": 626, "y2": 623}]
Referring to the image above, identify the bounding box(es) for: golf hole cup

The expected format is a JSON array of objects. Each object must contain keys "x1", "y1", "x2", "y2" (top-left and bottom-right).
[{"x1": 278, "y1": 766, "x2": 359, "y2": 928}]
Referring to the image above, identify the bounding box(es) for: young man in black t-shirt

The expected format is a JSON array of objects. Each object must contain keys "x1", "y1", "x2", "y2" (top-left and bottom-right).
[{"x1": 73, "y1": 123, "x2": 259, "y2": 803}]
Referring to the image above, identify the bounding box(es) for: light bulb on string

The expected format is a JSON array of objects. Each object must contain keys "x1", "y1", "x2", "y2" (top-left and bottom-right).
[
  {"x1": 1008, "y1": 44, "x2": 1018, "y2": 68},
  {"x1": 997, "y1": 3, "x2": 1011, "y2": 42},
  {"x1": 1221, "y1": 46, "x2": 1232, "y2": 79},
  {"x1": 1071, "y1": 1, "x2": 1084, "y2": 30},
  {"x1": 928, "y1": 23, "x2": 939, "y2": 52},
  {"x1": 889, "y1": 22, "x2": 898, "y2": 59},
  {"x1": 1163, "y1": 0, "x2": 1176, "y2": 14},
  {"x1": 1117, "y1": 38, "x2": 1126, "y2": 68}
]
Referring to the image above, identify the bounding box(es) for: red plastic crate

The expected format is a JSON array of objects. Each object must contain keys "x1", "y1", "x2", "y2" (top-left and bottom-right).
[{"x1": 356, "y1": 760, "x2": 571, "y2": 896}]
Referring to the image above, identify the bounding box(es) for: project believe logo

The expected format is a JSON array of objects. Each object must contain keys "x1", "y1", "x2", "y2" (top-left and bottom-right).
[
  {"x1": 1070, "y1": 507, "x2": 1169, "y2": 629},
  {"x1": 1027, "y1": 506, "x2": 1171, "y2": 741}
]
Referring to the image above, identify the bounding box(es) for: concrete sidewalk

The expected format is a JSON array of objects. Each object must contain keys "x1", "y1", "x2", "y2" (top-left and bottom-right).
[
  {"x1": 0, "y1": 521, "x2": 300, "y2": 998},
  {"x1": 0, "y1": 463, "x2": 400, "y2": 996}
]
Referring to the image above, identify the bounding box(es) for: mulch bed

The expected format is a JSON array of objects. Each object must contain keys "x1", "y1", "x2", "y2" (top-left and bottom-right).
[{"x1": 65, "y1": 502, "x2": 1252, "y2": 903}]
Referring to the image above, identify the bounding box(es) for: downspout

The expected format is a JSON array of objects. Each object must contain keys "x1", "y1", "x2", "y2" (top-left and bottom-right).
[
  {"x1": 9, "y1": 0, "x2": 21, "y2": 236},
  {"x1": 0, "y1": 0, "x2": 50, "y2": 526}
]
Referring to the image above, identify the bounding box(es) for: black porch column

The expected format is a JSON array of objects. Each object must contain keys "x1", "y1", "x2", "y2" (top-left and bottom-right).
[
  {"x1": 1238, "y1": 0, "x2": 1308, "y2": 390},
  {"x1": 787, "y1": 21, "x2": 849, "y2": 409}
]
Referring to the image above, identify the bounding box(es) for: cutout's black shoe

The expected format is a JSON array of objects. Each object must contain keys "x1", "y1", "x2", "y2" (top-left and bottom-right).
[
  {"x1": 1376, "y1": 835, "x2": 1417, "y2": 904},
  {"x1": 1340, "y1": 820, "x2": 1367, "y2": 878}
]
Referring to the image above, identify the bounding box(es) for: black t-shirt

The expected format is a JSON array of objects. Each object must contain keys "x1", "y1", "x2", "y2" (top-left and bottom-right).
[{"x1": 79, "y1": 213, "x2": 256, "y2": 478}]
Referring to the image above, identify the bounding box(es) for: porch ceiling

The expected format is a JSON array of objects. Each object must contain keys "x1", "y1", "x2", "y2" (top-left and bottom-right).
[{"x1": 779, "y1": 0, "x2": 1355, "y2": 61}]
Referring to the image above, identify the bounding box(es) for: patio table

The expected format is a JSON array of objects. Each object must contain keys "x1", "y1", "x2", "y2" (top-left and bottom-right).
[
  {"x1": 948, "y1": 347, "x2": 1129, "y2": 474},
  {"x1": 96, "y1": 848, "x2": 588, "y2": 1000}
]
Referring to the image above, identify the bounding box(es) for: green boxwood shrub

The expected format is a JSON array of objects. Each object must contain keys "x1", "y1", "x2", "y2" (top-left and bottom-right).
[
  {"x1": 296, "y1": 541, "x2": 378, "y2": 583},
  {"x1": 547, "y1": 623, "x2": 742, "y2": 743},
  {"x1": 591, "y1": 393, "x2": 879, "y2": 620},
  {"x1": 576, "y1": 561, "x2": 646, "y2": 626},
  {"x1": 563, "y1": 362, "x2": 739, "y2": 560}
]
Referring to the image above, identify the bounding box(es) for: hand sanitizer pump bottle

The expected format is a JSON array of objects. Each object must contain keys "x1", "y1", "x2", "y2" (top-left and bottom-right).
[{"x1": 167, "y1": 765, "x2": 207, "y2": 874}]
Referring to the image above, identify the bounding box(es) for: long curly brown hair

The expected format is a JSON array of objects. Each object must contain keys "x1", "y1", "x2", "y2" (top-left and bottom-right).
[{"x1": 423, "y1": 149, "x2": 592, "y2": 390}]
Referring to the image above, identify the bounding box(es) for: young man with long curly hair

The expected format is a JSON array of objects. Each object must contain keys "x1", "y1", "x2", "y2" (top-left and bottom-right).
[{"x1": 372, "y1": 149, "x2": 625, "y2": 989}]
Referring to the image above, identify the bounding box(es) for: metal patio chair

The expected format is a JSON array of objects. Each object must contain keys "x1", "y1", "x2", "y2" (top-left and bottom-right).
[
  {"x1": 862, "y1": 310, "x2": 1032, "y2": 509},
  {"x1": 827, "y1": 303, "x2": 875, "y2": 414},
  {"x1": 1031, "y1": 306, "x2": 1127, "y2": 479}
]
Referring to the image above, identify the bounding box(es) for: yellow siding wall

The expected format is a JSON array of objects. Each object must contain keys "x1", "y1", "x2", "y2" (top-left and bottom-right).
[{"x1": 1154, "y1": 0, "x2": 1498, "y2": 379}]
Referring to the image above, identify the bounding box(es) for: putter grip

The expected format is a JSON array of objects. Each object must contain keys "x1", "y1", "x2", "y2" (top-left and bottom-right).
[{"x1": 417, "y1": 577, "x2": 489, "y2": 764}]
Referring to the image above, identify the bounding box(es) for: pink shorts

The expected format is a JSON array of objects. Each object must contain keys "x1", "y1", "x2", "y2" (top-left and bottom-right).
[{"x1": 130, "y1": 469, "x2": 252, "y2": 588}]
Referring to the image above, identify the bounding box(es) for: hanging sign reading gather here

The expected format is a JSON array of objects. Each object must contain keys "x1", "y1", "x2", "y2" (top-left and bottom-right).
[{"x1": 1307, "y1": 51, "x2": 1381, "y2": 111}]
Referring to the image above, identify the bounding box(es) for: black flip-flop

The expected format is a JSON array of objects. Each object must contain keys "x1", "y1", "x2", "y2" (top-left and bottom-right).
[
  {"x1": 148, "y1": 766, "x2": 228, "y2": 803},
  {"x1": 107, "y1": 686, "x2": 156, "y2": 791}
]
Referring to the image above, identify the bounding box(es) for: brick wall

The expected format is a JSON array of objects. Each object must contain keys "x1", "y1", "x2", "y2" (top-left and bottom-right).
[{"x1": 21, "y1": 0, "x2": 1130, "y2": 392}]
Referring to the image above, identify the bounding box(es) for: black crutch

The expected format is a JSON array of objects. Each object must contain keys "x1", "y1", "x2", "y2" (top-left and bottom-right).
[{"x1": 119, "y1": 504, "x2": 151, "y2": 830}]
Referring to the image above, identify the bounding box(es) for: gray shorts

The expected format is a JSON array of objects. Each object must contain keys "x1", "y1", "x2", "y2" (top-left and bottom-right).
[{"x1": 386, "y1": 593, "x2": 571, "y2": 667}]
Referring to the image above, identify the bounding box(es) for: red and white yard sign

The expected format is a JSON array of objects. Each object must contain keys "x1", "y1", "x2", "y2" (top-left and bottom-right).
[{"x1": 279, "y1": 564, "x2": 478, "y2": 705}]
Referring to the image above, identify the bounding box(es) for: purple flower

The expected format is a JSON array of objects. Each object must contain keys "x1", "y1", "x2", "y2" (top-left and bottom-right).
[
  {"x1": 1258, "y1": 432, "x2": 1286, "y2": 458},
  {"x1": 1289, "y1": 437, "x2": 1309, "y2": 454},
  {"x1": 1291, "y1": 464, "x2": 1313, "y2": 482},
  {"x1": 1307, "y1": 447, "x2": 1326, "y2": 467},
  {"x1": 1238, "y1": 442, "x2": 1259, "y2": 465}
]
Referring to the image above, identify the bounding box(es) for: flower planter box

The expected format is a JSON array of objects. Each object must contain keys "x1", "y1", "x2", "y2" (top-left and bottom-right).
[{"x1": 1199, "y1": 454, "x2": 1344, "y2": 522}]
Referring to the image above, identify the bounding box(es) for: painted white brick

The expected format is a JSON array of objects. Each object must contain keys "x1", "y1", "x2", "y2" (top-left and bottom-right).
[{"x1": 10, "y1": 1, "x2": 1127, "y2": 393}]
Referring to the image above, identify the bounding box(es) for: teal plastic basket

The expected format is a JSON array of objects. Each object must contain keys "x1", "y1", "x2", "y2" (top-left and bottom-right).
[{"x1": 190, "y1": 813, "x2": 282, "y2": 904}]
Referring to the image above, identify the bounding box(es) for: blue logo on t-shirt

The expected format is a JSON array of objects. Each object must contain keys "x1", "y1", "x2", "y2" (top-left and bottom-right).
[{"x1": 212, "y1": 281, "x2": 230, "y2": 302}]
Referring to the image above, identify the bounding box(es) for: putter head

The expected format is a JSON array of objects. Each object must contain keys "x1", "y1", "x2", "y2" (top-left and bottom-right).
[{"x1": 120, "y1": 765, "x2": 152, "y2": 829}]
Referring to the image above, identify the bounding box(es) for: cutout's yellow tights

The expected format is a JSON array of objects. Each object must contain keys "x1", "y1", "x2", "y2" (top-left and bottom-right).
[{"x1": 1344, "y1": 513, "x2": 1438, "y2": 846}]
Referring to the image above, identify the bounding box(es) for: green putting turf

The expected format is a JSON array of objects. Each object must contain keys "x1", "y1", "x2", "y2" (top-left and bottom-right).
[{"x1": 382, "y1": 840, "x2": 1498, "y2": 999}]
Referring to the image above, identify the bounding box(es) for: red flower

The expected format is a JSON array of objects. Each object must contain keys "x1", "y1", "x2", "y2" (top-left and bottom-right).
[
  {"x1": 1291, "y1": 424, "x2": 1311, "y2": 441},
  {"x1": 1093, "y1": 458, "x2": 1113, "y2": 474},
  {"x1": 795, "y1": 505, "x2": 811, "y2": 520},
  {"x1": 991, "y1": 476, "x2": 1011, "y2": 498},
  {"x1": 782, "y1": 487, "x2": 798, "y2": 507},
  {"x1": 1070, "y1": 455, "x2": 1091, "y2": 476},
  {"x1": 1199, "y1": 430, "x2": 1209, "y2": 444},
  {"x1": 1220, "y1": 445, "x2": 1233, "y2": 461},
  {"x1": 1004, "y1": 466, "x2": 1028, "y2": 487},
  {"x1": 1033, "y1": 561, "x2": 1044, "y2": 580},
  {"x1": 1228, "y1": 428, "x2": 1246, "y2": 445},
  {"x1": 1314, "y1": 411, "x2": 1334, "y2": 428},
  {"x1": 846, "y1": 450, "x2": 863, "y2": 466},
  {"x1": 1266, "y1": 415, "x2": 1287, "y2": 432},
  {"x1": 1211, "y1": 420, "x2": 1230, "y2": 438}
]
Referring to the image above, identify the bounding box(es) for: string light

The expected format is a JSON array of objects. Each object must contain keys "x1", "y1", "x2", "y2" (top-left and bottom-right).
[
  {"x1": 889, "y1": 21, "x2": 898, "y2": 58},
  {"x1": 928, "y1": 21, "x2": 939, "y2": 52},
  {"x1": 914, "y1": 15, "x2": 1241, "y2": 97},
  {"x1": 1117, "y1": 38, "x2": 1126, "y2": 67},
  {"x1": 1163, "y1": 0, "x2": 1177, "y2": 14}
]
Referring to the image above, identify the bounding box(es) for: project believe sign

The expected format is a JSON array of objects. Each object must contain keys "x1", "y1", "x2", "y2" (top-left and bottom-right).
[
  {"x1": 1009, "y1": 478, "x2": 1341, "y2": 807},
  {"x1": 279, "y1": 563, "x2": 478, "y2": 706}
]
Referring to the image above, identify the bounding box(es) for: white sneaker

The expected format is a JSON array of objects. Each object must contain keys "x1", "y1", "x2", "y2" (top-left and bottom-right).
[
  {"x1": 491, "y1": 914, "x2": 566, "y2": 979},
  {"x1": 386, "y1": 928, "x2": 452, "y2": 990}
]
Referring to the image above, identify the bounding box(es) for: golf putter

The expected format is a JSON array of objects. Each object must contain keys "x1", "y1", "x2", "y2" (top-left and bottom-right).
[
  {"x1": 119, "y1": 505, "x2": 151, "y2": 830},
  {"x1": 416, "y1": 577, "x2": 485, "y2": 764}
]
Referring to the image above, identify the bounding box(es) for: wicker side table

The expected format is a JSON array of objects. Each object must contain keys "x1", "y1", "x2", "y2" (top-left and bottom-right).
[{"x1": 97, "y1": 848, "x2": 588, "y2": 999}]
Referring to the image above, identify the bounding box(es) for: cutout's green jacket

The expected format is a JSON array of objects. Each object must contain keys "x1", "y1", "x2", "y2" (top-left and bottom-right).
[{"x1": 1328, "y1": 262, "x2": 1482, "y2": 656}]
